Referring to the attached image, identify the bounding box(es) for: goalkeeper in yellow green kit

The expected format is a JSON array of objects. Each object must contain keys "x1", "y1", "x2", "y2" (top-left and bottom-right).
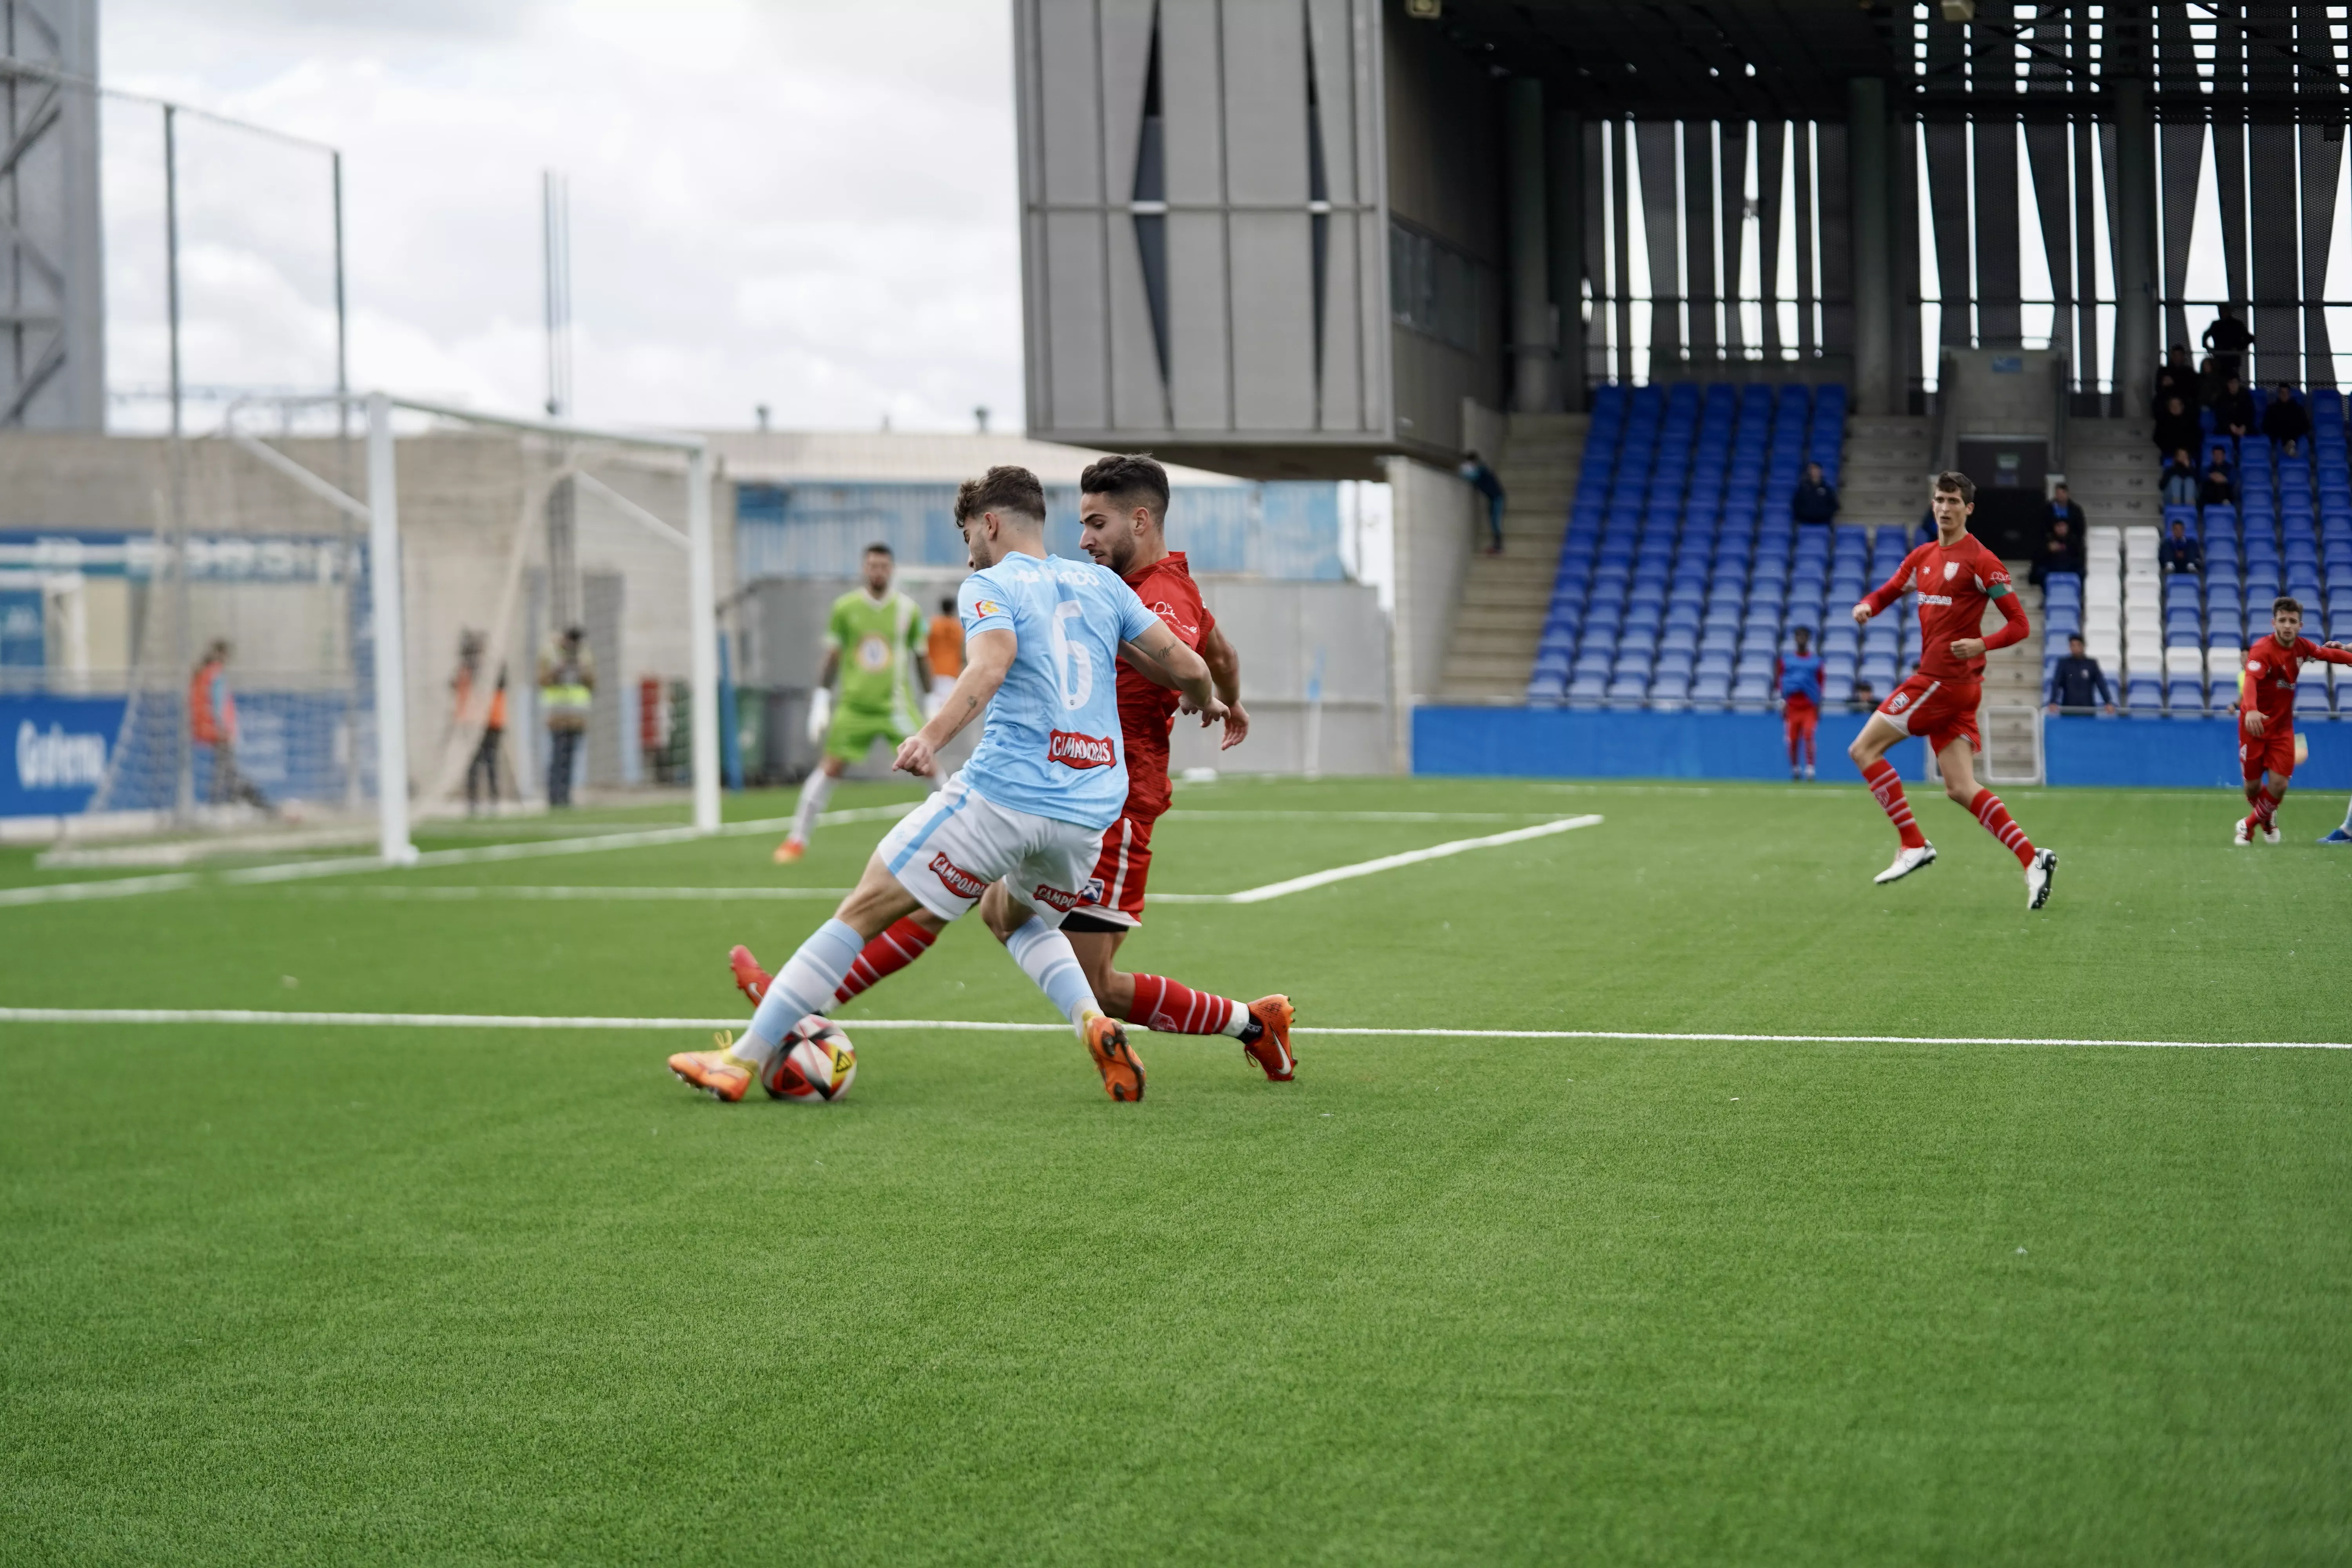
[{"x1": 773, "y1": 542, "x2": 933, "y2": 864}]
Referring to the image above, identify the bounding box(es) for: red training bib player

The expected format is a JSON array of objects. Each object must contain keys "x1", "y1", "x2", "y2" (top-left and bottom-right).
[
  {"x1": 2233, "y1": 595, "x2": 2352, "y2": 844},
  {"x1": 1079, "y1": 549, "x2": 1210, "y2": 927}
]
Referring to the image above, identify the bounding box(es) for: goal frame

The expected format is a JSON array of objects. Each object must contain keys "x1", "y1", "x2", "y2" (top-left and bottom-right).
[{"x1": 229, "y1": 390, "x2": 719, "y2": 863}]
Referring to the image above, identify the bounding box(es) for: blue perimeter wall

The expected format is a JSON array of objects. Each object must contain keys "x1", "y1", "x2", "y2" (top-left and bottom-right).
[{"x1": 1414, "y1": 707, "x2": 2352, "y2": 791}]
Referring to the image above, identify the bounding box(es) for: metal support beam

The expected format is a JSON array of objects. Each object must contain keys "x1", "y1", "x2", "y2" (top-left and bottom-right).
[
  {"x1": 1547, "y1": 109, "x2": 1583, "y2": 411},
  {"x1": 1849, "y1": 78, "x2": 1893, "y2": 415},
  {"x1": 686, "y1": 447, "x2": 721, "y2": 835},
  {"x1": 1505, "y1": 77, "x2": 1551, "y2": 415},
  {"x1": 2111, "y1": 78, "x2": 2159, "y2": 416},
  {"x1": 164, "y1": 104, "x2": 183, "y2": 439}
]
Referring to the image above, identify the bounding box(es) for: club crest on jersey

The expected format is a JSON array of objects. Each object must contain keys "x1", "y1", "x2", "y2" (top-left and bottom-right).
[
  {"x1": 927, "y1": 851, "x2": 988, "y2": 900},
  {"x1": 1886, "y1": 690, "x2": 1915, "y2": 713},
  {"x1": 1047, "y1": 728, "x2": 1114, "y2": 768},
  {"x1": 1944, "y1": 561, "x2": 1960, "y2": 581}
]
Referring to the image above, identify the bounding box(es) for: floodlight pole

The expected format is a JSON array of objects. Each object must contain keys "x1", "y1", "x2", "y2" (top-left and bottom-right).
[
  {"x1": 687, "y1": 446, "x2": 721, "y2": 834},
  {"x1": 365, "y1": 392, "x2": 418, "y2": 864},
  {"x1": 332, "y1": 152, "x2": 349, "y2": 438}
]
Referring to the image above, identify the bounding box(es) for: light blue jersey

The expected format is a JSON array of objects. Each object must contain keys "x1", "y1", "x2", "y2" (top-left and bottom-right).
[{"x1": 955, "y1": 552, "x2": 1158, "y2": 830}]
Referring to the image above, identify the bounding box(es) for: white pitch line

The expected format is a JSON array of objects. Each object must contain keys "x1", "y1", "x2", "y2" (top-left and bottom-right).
[
  {"x1": 0, "y1": 1007, "x2": 2342, "y2": 1051},
  {"x1": 1152, "y1": 814, "x2": 1602, "y2": 904},
  {"x1": 285, "y1": 886, "x2": 857, "y2": 901}
]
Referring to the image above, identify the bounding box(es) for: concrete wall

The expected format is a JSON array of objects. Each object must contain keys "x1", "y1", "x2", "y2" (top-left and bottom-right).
[{"x1": 1382, "y1": 452, "x2": 1473, "y2": 768}]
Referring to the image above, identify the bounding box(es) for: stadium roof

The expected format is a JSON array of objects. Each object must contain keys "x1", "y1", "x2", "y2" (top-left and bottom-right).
[
  {"x1": 1426, "y1": 1, "x2": 2352, "y2": 125},
  {"x1": 701, "y1": 430, "x2": 1249, "y2": 489}
]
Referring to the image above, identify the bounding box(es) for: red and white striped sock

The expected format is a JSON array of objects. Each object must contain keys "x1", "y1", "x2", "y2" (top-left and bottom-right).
[
  {"x1": 833, "y1": 917, "x2": 938, "y2": 1005},
  {"x1": 1968, "y1": 788, "x2": 2036, "y2": 867},
  {"x1": 2254, "y1": 787, "x2": 2283, "y2": 831},
  {"x1": 1861, "y1": 759, "x2": 1927, "y2": 850},
  {"x1": 1127, "y1": 974, "x2": 1245, "y2": 1036}
]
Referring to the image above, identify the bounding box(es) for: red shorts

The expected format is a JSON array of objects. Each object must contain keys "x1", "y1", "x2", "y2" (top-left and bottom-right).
[
  {"x1": 1876, "y1": 671, "x2": 1981, "y2": 755},
  {"x1": 1783, "y1": 695, "x2": 1819, "y2": 741},
  {"x1": 2240, "y1": 719, "x2": 2296, "y2": 782},
  {"x1": 1075, "y1": 808, "x2": 1158, "y2": 927}
]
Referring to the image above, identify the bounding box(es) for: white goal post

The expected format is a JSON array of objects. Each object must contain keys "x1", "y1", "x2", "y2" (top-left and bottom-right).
[{"x1": 352, "y1": 392, "x2": 720, "y2": 863}]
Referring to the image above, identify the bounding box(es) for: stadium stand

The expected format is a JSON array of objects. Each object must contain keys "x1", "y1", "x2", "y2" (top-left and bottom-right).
[{"x1": 1528, "y1": 381, "x2": 1860, "y2": 709}]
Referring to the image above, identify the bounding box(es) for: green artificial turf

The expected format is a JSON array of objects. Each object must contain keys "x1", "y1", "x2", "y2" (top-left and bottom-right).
[{"x1": 3, "y1": 777, "x2": 2349, "y2": 1564}]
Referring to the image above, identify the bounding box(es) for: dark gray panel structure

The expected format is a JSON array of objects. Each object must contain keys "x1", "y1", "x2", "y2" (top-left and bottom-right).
[{"x1": 1, "y1": 0, "x2": 104, "y2": 430}]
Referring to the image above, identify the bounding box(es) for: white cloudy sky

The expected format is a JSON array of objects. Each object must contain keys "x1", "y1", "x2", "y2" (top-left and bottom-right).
[{"x1": 99, "y1": 0, "x2": 1022, "y2": 434}]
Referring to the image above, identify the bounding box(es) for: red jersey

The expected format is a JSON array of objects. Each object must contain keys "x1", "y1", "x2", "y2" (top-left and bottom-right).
[
  {"x1": 2239, "y1": 633, "x2": 2352, "y2": 725},
  {"x1": 1858, "y1": 531, "x2": 2030, "y2": 682},
  {"x1": 1116, "y1": 550, "x2": 1216, "y2": 820}
]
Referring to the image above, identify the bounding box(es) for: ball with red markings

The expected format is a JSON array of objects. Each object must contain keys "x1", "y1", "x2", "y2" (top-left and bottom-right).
[{"x1": 761, "y1": 1016, "x2": 857, "y2": 1104}]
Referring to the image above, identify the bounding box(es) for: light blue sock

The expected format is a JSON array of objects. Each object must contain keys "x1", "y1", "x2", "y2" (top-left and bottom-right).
[
  {"x1": 744, "y1": 917, "x2": 864, "y2": 1061},
  {"x1": 1003, "y1": 915, "x2": 1100, "y2": 1028}
]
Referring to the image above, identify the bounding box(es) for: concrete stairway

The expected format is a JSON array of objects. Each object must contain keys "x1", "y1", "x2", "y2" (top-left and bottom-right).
[
  {"x1": 1840, "y1": 414, "x2": 1933, "y2": 528},
  {"x1": 2062, "y1": 417, "x2": 2159, "y2": 536},
  {"x1": 1981, "y1": 573, "x2": 2046, "y2": 780},
  {"x1": 1437, "y1": 412, "x2": 1585, "y2": 702}
]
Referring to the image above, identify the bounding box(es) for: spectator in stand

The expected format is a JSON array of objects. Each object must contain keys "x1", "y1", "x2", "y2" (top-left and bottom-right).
[
  {"x1": 2210, "y1": 375, "x2": 2256, "y2": 440},
  {"x1": 1459, "y1": 450, "x2": 1506, "y2": 555},
  {"x1": 2201, "y1": 445, "x2": 2237, "y2": 507},
  {"x1": 2155, "y1": 344, "x2": 2199, "y2": 415},
  {"x1": 2161, "y1": 518, "x2": 2205, "y2": 575},
  {"x1": 2046, "y1": 634, "x2": 2118, "y2": 715},
  {"x1": 2154, "y1": 394, "x2": 2204, "y2": 459},
  {"x1": 2198, "y1": 355, "x2": 2229, "y2": 407},
  {"x1": 2162, "y1": 448, "x2": 2201, "y2": 506},
  {"x1": 2261, "y1": 381, "x2": 2311, "y2": 456},
  {"x1": 1847, "y1": 678, "x2": 1878, "y2": 713},
  {"x1": 2029, "y1": 515, "x2": 2083, "y2": 589},
  {"x1": 1915, "y1": 506, "x2": 1939, "y2": 547},
  {"x1": 1791, "y1": 460, "x2": 1839, "y2": 525},
  {"x1": 2203, "y1": 308, "x2": 2253, "y2": 379}
]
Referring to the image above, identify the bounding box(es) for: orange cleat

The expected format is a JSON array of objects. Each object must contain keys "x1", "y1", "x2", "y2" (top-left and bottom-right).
[
  {"x1": 1241, "y1": 995, "x2": 1296, "y2": 1082},
  {"x1": 728, "y1": 944, "x2": 771, "y2": 1009},
  {"x1": 668, "y1": 1031, "x2": 759, "y2": 1103},
  {"x1": 772, "y1": 836, "x2": 806, "y2": 865},
  {"x1": 1083, "y1": 1013, "x2": 1146, "y2": 1102}
]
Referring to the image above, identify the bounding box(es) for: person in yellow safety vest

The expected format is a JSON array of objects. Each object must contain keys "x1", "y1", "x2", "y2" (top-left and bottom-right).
[{"x1": 537, "y1": 624, "x2": 595, "y2": 808}]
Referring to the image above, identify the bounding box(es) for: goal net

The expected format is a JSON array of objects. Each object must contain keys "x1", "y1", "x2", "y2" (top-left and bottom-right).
[{"x1": 54, "y1": 394, "x2": 717, "y2": 861}]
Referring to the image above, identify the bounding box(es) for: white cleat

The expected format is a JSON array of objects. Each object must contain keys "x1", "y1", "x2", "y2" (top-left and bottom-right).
[
  {"x1": 2261, "y1": 825, "x2": 2282, "y2": 845},
  {"x1": 2233, "y1": 818, "x2": 2252, "y2": 846},
  {"x1": 1873, "y1": 842, "x2": 1937, "y2": 884},
  {"x1": 2025, "y1": 848, "x2": 2058, "y2": 910}
]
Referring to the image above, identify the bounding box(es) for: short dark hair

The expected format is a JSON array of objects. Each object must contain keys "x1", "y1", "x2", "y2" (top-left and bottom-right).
[
  {"x1": 2068, "y1": 632, "x2": 2085, "y2": 645},
  {"x1": 864, "y1": 541, "x2": 893, "y2": 559},
  {"x1": 1078, "y1": 452, "x2": 1170, "y2": 524},
  {"x1": 1933, "y1": 470, "x2": 1976, "y2": 503},
  {"x1": 2274, "y1": 595, "x2": 2304, "y2": 618},
  {"x1": 957, "y1": 464, "x2": 1046, "y2": 525},
  {"x1": 940, "y1": 595, "x2": 955, "y2": 613}
]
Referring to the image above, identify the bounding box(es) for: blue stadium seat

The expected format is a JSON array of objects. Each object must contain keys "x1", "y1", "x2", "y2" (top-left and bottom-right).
[
  {"x1": 2167, "y1": 677, "x2": 2206, "y2": 713},
  {"x1": 1688, "y1": 673, "x2": 1731, "y2": 707},
  {"x1": 2296, "y1": 680, "x2": 2333, "y2": 717},
  {"x1": 2125, "y1": 677, "x2": 2164, "y2": 713}
]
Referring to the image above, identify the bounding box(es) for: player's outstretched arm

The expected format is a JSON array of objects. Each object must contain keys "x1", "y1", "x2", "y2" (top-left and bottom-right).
[
  {"x1": 895, "y1": 628, "x2": 1013, "y2": 777},
  {"x1": 1855, "y1": 549, "x2": 1921, "y2": 625},
  {"x1": 1197, "y1": 623, "x2": 1249, "y2": 749},
  {"x1": 1119, "y1": 624, "x2": 1226, "y2": 725}
]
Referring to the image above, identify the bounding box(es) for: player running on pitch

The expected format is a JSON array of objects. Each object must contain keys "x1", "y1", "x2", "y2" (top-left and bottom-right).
[
  {"x1": 2232, "y1": 595, "x2": 2352, "y2": 844},
  {"x1": 1846, "y1": 470, "x2": 2059, "y2": 908},
  {"x1": 672, "y1": 465, "x2": 1225, "y2": 1103},
  {"x1": 731, "y1": 454, "x2": 1297, "y2": 1081},
  {"x1": 772, "y1": 542, "x2": 932, "y2": 865}
]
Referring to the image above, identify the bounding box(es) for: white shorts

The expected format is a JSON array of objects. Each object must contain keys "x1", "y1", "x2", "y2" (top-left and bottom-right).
[{"x1": 876, "y1": 773, "x2": 1107, "y2": 929}]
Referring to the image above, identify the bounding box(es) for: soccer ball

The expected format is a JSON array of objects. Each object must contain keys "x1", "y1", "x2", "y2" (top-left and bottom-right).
[{"x1": 762, "y1": 1016, "x2": 856, "y2": 1104}]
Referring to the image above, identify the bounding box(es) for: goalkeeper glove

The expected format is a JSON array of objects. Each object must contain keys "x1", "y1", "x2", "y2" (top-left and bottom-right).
[{"x1": 806, "y1": 686, "x2": 833, "y2": 746}]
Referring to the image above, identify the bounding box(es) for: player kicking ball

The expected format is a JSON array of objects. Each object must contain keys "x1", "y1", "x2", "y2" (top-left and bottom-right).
[
  {"x1": 2232, "y1": 595, "x2": 2352, "y2": 844},
  {"x1": 772, "y1": 542, "x2": 932, "y2": 865},
  {"x1": 671, "y1": 465, "x2": 1225, "y2": 1104},
  {"x1": 1846, "y1": 470, "x2": 2059, "y2": 909},
  {"x1": 731, "y1": 455, "x2": 1298, "y2": 1081}
]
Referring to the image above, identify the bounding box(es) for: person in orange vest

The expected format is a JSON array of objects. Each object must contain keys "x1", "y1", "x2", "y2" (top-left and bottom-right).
[
  {"x1": 924, "y1": 592, "x2": 964, "y2": 717},
  {"x1": 452, "y1": 632, "x2": 511, "y2": 812},
  {"x1": 189, "y1": 639, "x2": 269, "y2": 808}
]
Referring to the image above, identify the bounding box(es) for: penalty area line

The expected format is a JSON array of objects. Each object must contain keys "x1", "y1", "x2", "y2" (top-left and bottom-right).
[
  {"x1": 0, "y1": 1008, "x2": 2342, "y2": 1051},
  {"x1": 1152, "y1": 813, "x2": 1604, "y2": 904}
]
